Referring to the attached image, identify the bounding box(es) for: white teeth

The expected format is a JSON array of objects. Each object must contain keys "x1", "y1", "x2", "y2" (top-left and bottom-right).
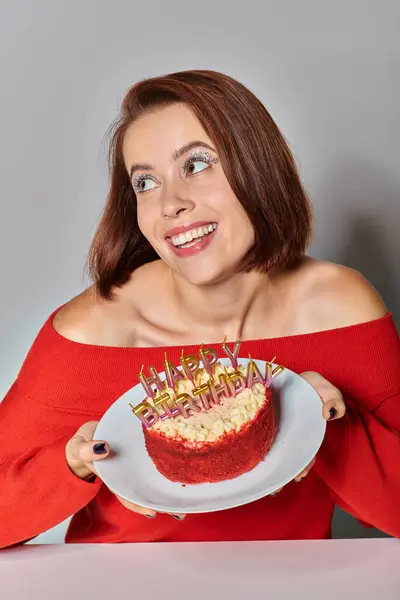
[{"x1": 169, "y1": 223, "x2": 217, "y2": 248}]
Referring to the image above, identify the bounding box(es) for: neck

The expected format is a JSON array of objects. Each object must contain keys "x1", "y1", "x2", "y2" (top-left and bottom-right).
[{"x1": 169, "y1": 269, "x2": 272, "y2": 342}]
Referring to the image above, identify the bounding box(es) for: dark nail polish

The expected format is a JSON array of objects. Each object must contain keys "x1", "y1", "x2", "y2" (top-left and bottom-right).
[
  {"x1": 172, "y1": 515, "x2": 185, "y2": 520},
  {"x1": 93, "y1": 443, "x2": 107, "y2": 455},
  {"x1": 329, "y1": 407, "x2": 337, "y2": 420},
  {"x1": 145, "y1": 514, "x2": 156, "y2": 518}
]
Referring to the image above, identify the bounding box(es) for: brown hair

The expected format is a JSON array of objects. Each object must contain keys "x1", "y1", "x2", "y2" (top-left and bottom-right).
[{"x1": 87, "y1": 69, "x2": 313, "y2": 300}]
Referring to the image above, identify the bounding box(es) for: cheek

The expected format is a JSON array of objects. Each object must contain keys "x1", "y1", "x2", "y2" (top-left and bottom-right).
[
  {"x1": 136, "y1": 201, "x2": 157, "y2": 237},
  {"x1": 209, "y1": 179, "x2": 232, "y2": 208},
  {"x1": 229, "y1": 206, "x2": 255, "y2": 249},
  {"x1": 223, "y1": 194, "x2": 254, "y2": 237},
  {"x1": 136, "y1": 206, "x2": 146, "y2": 234},
  {"x1": 213, "y1": 178, "x2": 245, "y2": 218}
]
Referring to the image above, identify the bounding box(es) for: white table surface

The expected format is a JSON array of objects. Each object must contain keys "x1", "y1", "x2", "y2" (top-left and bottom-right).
[{"x1": 1, "y1": 539, "x2": 399, "y2": 600}]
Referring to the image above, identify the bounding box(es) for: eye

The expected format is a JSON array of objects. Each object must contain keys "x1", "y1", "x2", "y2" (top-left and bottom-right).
[
  {"x1": 186, "y1": 159, "x2": 209, "y2": 175},
  {"x1": 182, "y1": 151, "x2": 219, "y2": 178},
  {"x1": 133, "y1": 174, "x2": 158, "y2": 194}
]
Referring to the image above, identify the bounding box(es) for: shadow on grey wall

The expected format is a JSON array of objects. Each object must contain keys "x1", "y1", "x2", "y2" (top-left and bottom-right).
[
  {"x1": 315, "y1": 160, "x2": 399, "y2": 539},
  {"x1": 314, "y1": 159, "x2": 400, "y2": 328},
  {"x1": 332, "y1": 507, "x2": 389, "y2": 540},
  {"x1": 340, "y1": 215, "x2": 399, "y2": 326}
]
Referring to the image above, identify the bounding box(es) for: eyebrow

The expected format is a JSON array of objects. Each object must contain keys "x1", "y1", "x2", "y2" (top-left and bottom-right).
[{"x1": 129, "y1": 140, "x2": 216, "y2": 179}]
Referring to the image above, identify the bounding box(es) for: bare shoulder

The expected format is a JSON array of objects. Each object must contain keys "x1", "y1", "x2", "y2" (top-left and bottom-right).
[
  {"x1": 52, "y1": 286, "x2": 112, "y2": 344},
  {"x1": 52, "y1": 260, "x2": 168, "y2": 345},
  {"x1": 293, "y1": 257, "x2": 388, "y2": 331}
]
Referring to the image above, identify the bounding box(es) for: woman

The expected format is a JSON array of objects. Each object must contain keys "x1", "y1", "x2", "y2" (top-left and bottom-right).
[{"x1": 0, "y1": 70, "x2": 399, "y2": 547}]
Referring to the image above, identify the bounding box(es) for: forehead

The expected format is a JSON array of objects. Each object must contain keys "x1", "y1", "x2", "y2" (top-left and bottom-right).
[{"x1": 122, "y1": 104, "x2": 212, "y2": 163}]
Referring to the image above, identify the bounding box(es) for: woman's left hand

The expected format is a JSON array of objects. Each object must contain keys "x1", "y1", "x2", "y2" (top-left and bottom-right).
[{"x1": 270, "y1": 371, "x2": 346, "y2": 495}]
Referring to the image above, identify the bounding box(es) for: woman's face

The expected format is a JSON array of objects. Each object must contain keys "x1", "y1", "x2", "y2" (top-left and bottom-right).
[{"x1": 122, "y1": 103, "x2": 254, "y2": 286}]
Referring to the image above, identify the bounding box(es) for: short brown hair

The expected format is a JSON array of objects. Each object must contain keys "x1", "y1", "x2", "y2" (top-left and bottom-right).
[{"x1": 87, "y1": 69, "x2": 313, "y2": 300}]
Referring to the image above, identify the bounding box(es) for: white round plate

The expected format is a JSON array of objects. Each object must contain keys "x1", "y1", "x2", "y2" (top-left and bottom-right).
[{"x1": 93, "y1": 358, "x2": 326, "y2": 514}]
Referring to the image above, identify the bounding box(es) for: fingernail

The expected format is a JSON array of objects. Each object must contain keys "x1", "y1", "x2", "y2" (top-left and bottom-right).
[
  {"x1": 329, "y1": 407, "x2": 337, "y2": 420},
  {"x1": 93, "y1": 443, "x2": 107, "y2": 455},
  {"x1": 172, "y1": 515, "x2": 185, "y2": 520},
  {"x1": 145, "y1": 514, "x2": 157, "y2": 518}
]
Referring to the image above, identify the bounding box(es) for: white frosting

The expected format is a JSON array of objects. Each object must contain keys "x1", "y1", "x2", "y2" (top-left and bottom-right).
[{"x1": 149, "y1": 364, "x2": 267, "y2": 443}]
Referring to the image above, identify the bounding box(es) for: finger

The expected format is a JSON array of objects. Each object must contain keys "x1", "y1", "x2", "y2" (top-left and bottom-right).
[
  {"x1": 169, "y1": 513, "x2": 186, "y2": 520},
  {"x1": 66, "y1": 433, "x2": 109, "y2": 465},
  {"x1": 322, "y1": 398, "x2": 346, "y2": 421},
  {"x1": 270, "y1": 487, "x2": 284, "y2": 496},
  {"x1": 294, "y1": 457, "x2": 316, "y2": 482},
  {"x1": 75, "y1": 420, "x2": 100, "y2": 440},
  {"x1": 115, "y1": 494, "x2": 157, "y2": 518},
  {"x1": 76, "y1": 438, "x2": 110, "y2": 464},
  {"x1": 153, "y1": 510, "x2": 186, "y2": 520},
  {"x1": 300, "y1": 372, "x2": 346, "y2": 421}
]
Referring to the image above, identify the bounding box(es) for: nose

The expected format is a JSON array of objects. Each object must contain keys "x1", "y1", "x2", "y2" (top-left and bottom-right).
[{"x1": 161, "y1": 180, "x2": 195, "y2": 219}]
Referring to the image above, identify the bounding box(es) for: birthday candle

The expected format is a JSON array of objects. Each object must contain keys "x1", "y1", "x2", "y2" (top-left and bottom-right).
[
  {"x1": 272, "y1": 365, "x2": 284, "y2": 378},
  {"x1": 221, "y1": 339, "x2": 241, "y2": 369},
  {"x1": 191, "y1": 382, "x2": 213, "y2": 410},
  {"x1": 209, "y1": 373, "x2": 236, "y2": 404},
  {"x1": 264, "y1": 356, "x2": 276, "y2": 388},
  {"x1": 246, "y1": 354, "x2": 265, "y2": 388},
  {"x1": 175, "y1": 393, "x2": 202, "y2": 419},
  {"x1": 199, "y1": 347, "x2": 219, "y2": 378},
  {"x1": 227, "y1": 369, "x2": 247, "y2": 394},
  {"x1": 138, "y1": 365, "x2": 165, "y2": 398},
  {"x1": 164, "y1": 352, "x2": 184, "y2": 389},
  {"x1": 180, "y1": 354, "x2": 199, "y2": 382},
  {"x1": 153, "y1": 391, "x2": 180, "y2": 421},
  {"x1": 130, "y1": 402, "x2": 159, "y2": 428}
]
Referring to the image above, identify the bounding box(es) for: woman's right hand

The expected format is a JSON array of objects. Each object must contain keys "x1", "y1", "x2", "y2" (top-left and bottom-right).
[{"x1": 65, "y1": 421, "x2": 185, "y2": 520}]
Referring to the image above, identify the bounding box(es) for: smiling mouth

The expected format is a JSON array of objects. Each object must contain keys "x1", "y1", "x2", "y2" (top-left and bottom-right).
[{"x1": 167, "y1": 222, "x2": 217, "y2": 249}]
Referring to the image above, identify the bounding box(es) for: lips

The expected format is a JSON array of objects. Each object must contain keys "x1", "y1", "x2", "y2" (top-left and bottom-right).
[
  {"x1": 165, "y1": 221, "x2": 216, "y2": 240},
  {"x1": 164, "y1": 221, "x2": 218, "y2": 258}
]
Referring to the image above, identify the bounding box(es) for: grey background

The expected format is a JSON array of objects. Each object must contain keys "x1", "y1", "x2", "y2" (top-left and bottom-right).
[{"x1": 0, "y1": 0, "x2": 398, "y2": 543}]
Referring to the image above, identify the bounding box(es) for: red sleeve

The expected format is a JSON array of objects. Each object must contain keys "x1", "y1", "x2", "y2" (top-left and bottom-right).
[
  {"x1": 314, "y1": 387, "x2": 400, "y2": 537},
  {"x1": 0, "y1": 381, "x2": 102, "y2": 549}
]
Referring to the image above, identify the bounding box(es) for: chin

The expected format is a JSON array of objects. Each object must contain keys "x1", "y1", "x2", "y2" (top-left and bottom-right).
[{"x1": 174, "y1": 261, "x2": 235, "y2": 287}]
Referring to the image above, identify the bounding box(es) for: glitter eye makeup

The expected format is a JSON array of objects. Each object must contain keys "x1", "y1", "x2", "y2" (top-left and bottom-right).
[
  {"x1": 132, "y1": 173, "x2": 159, "y2": 194},
  {"x1": 132, "y1": 149, "x2": 219, "y2": 194},
  {"x1": 182, "y1": 150, "x2": 219, "y2": 176}
]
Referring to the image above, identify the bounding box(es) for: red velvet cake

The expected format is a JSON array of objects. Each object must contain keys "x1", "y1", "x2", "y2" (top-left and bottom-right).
[{"x1": 142, "y1": 366, "x2": 276, "y2": 484}]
